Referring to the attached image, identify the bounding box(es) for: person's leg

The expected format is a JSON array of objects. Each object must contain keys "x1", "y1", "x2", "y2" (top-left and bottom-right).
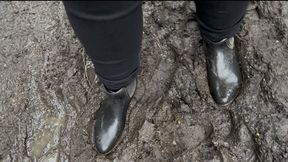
[
  {"x1": 195, "y1": 1, "x2": 249, "y2": 42},
  {"x1": 63, "y1": 1, "x2": 143, "y2": 91},
  {"x1": 194, "y1": 1, "x2": 249, "y2": 105},
  {"x1": 63, "y1": 1, "x2": 143, "y2": 154}
]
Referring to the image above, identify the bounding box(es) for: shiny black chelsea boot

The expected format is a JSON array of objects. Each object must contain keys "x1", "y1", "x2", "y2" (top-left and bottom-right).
[
  {"x1": 205, "y1": 37, "x2": 241, "y2": 105},
  {"x1": 93, "y1": 79, "x2": 136, "y2": 154}
]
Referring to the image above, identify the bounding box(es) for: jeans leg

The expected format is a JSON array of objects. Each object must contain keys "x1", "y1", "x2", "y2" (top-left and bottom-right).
[
  {"x1": 63, "y1": 1, "x2": 143, "y2": 90},
  {"x1": 195, "y1": 1, "x2": 250, "y2": 42}
]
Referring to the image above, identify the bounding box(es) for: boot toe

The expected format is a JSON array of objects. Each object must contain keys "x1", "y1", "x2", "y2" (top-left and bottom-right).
[
  {"x1": 95, "y1": 139, "x2": 111, "y2": 154},
  {"x1": 211, "y1": 82, "x2": 240, "y2": 105},
  {"x1": 94, "y1": 120, "x2": 119, "y2": 154}
]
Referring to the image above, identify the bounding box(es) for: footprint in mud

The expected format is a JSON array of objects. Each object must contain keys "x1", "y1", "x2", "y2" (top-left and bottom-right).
[
  {"x1": 28, "y1": 90, "x2": 67, "y2": 161},
  {"x1": 211, "y1": 110, "x2": 259, "y2": 162}
]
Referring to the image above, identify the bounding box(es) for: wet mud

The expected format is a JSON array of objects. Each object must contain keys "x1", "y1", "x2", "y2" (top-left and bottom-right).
[{"x1": 1, "y1": 1, "x2": 288, "y2": 162}]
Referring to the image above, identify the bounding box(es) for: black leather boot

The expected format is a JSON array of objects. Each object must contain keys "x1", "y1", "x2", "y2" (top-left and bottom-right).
[
  {"x1": 93, "y1": 79, "x2": 136, "y2": 154},
  {"x1": 205, "y1": 37, "x2": 241, "y2": 105}
]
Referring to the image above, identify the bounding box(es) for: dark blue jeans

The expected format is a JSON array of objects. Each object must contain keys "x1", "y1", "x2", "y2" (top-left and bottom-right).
[{"x1": 63, "y1": 1, "x2": 249, "y2": 90}]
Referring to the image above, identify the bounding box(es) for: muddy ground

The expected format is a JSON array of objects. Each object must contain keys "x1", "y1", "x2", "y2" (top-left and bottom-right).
[{"x1": 1, "y1": 1, "x2": 288, "y2": 162}]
